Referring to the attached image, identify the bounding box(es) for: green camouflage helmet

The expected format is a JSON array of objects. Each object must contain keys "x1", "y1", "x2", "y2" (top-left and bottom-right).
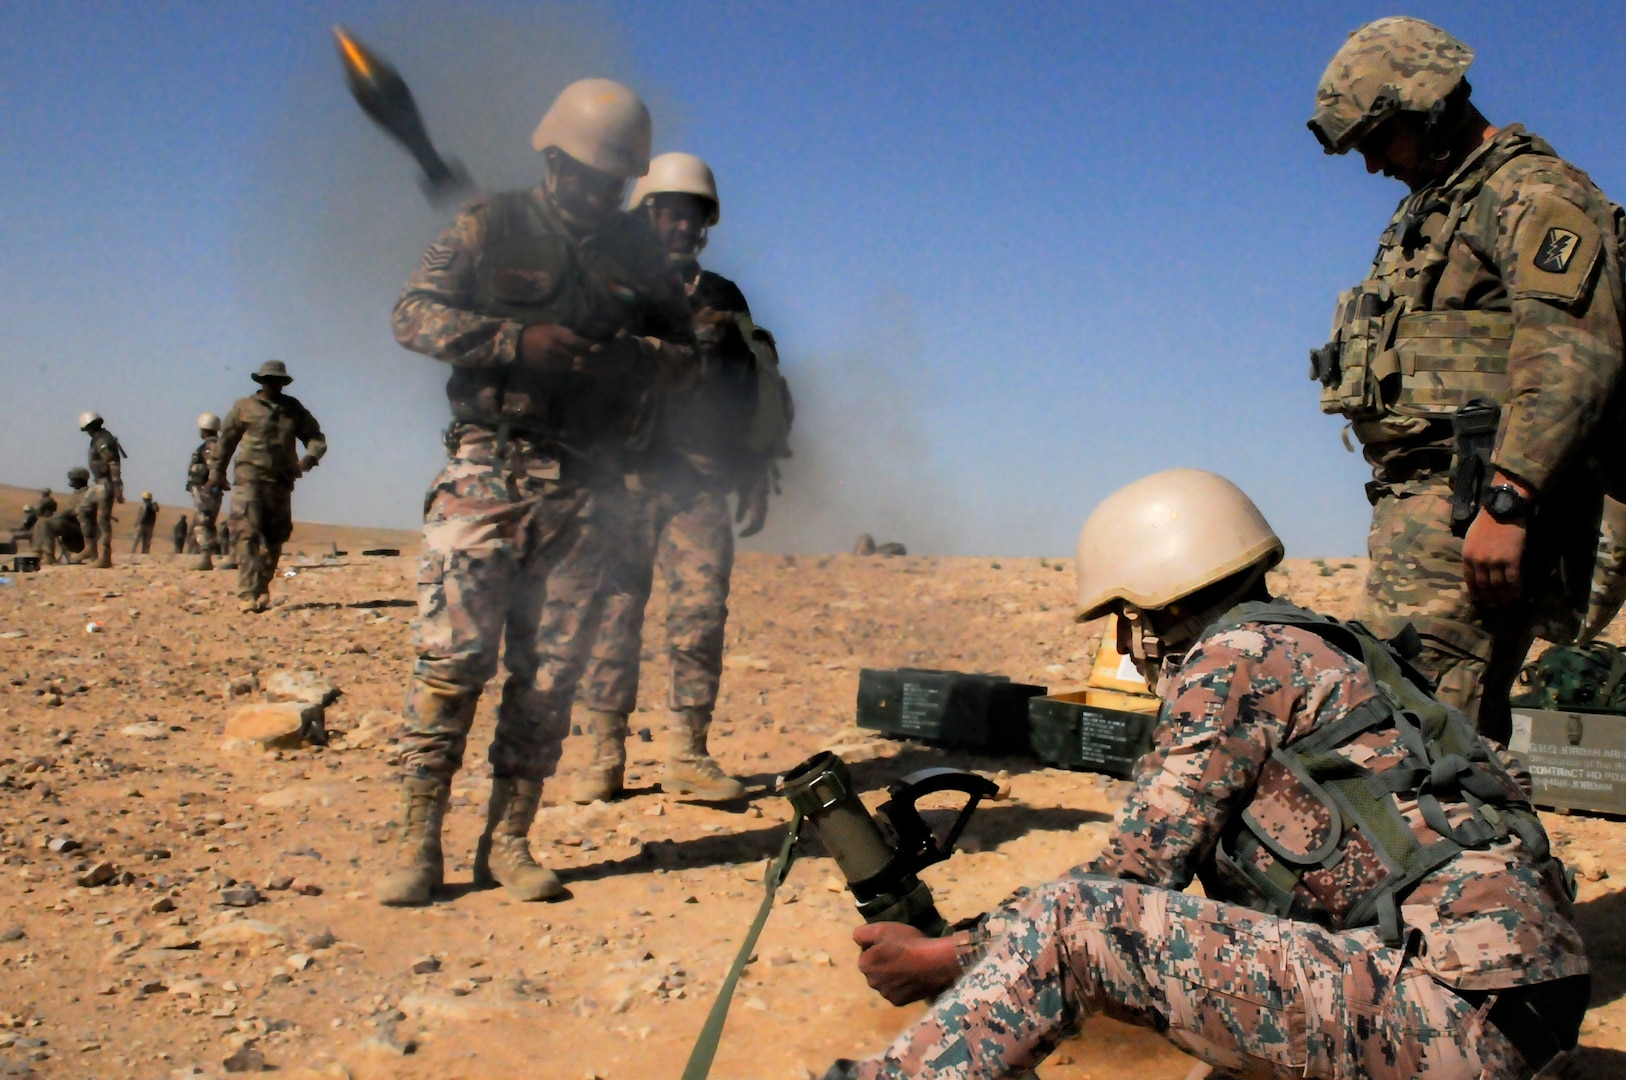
[{"x1": 1308, "y1": 16, "x2": 1473, "y2": 155}]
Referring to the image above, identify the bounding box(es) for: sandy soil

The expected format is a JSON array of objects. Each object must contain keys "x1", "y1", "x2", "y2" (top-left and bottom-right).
[{"x1": 2, "y1": 541, "x2": 1624, "y2": 1080}]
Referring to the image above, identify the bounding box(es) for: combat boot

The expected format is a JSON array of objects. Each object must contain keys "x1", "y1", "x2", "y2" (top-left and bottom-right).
[
  {"x1": 473, "y1": 777, "x2": 563, "y2": 901},
  {"x1": 95, "y1": 536, "x2": 112, "y2": 569},
  {"x1": 570, "y1": 709, "x2": 629, "y2": 804},
  {"x1": 662, "y1": 706, "x2": 745, "y2": 801},
  {"x1": 374, "y1": 775, "x2": 450, "y2": 906},
  {"x1": 190, "y1": 551, "x2": 213, "y2": 571}
]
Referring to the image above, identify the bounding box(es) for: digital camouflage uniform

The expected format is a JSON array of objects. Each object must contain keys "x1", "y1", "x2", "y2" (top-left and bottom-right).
[
  {"x1": 79, "y1": 426, "x2": 124, "y2": 566},
  {"x1": 130, "y1": 496, "x2": 158, "y2": 554},
  {"x1": 1315, "y1": 125, "x2": 1626, "y2": 740},
  {"x1": 187, "y1": 433, "x2": 222, "y2": 554},
  {"x1": 850, "y1": 616, "x2": 1586, "y2": 1080},
  {"x1": 391, "y1": 186, "x2": 690, "y2": 787},
  {"x1": 210, "y1": 391, "x2": 326, "y2": 607},
  {"x1": 583, "y1": 265, "x2": 772, "y2": 720}
]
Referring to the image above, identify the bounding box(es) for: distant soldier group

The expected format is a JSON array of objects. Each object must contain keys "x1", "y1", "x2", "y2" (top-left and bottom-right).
[{"x1": 19, "y1": 362, "x2": 324, "y2": 605}]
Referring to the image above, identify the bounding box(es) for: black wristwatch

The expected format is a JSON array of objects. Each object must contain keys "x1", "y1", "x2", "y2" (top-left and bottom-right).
[{"x1": 1482, "y1": 484, "x2": 1533, "y2": 524}]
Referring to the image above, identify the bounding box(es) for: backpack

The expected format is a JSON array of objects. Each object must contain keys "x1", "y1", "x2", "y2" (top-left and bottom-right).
[{"x1": 1510, "y1": 641, "x2": 1626, "y2": 714}]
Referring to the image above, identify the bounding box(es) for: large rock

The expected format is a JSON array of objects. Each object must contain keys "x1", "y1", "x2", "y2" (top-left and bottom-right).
[
  {"x1": 197, "y1": 919, "x2": 290, "y2": 952},
  {"x1": 221, "y1": 703, "x2": 325, "y2": 754},
  {"x1": 263, "y1": 670, "x2": 340, "y2": 707}
]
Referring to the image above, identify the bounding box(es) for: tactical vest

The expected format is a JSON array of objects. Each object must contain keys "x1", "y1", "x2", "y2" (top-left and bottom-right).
[
  {"x1": 1200, "y1": 600, "x2": 1561, "y2": 945},
  {"x1": 445, "y1": 191, "x2": 658, "y2": 453},
  {"x1": 87, "y1": 429, "x2": 125, "y2": 479},
  {"x1": 187, "y1": 438, "x2": 215, "y2": 489},
  {"x1": 1311, "y1": 135, "x2": 1547, "y2": 424}
]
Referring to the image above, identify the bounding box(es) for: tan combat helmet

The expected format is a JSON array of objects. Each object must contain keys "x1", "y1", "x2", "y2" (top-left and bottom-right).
[
  {"x1": 197, "y1": 412, "x2": 221, "y2": 433},
  {"x1": 141, "y1": 491, "x2": 153, "y2": 500},
  {"x1": 627, "y1": 152, "x2": 720, "y2": 225},
  {"x1": 1308, "y1": 16, "x2": 1473, "y2": 155},
  {"x1": 531, "y1": 78, "x2": 652, "y2": 178},
  {"x1": 1075, "y1": 469, "x2": 1283, "y2": 623},
  {"x1": 78, "y1": 410, "x2": 102, "y2": 431}
]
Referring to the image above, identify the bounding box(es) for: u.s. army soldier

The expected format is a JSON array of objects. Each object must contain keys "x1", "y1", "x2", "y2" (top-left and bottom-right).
[{"x1": 1306, "y1": 17, "x2": 1626, "y2": 742}]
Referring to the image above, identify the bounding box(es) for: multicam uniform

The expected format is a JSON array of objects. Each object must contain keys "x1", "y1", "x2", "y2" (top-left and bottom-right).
[
  {"x1": 852, "y1": 609, "x2": 1587, "y2": 1080},
  {"x1": 210, "y1": 392, "x2": 326, "y2": 606},
  {"x1": 583, "y1": 264, "x2": 774, "y2": 721},
  {"x1": 78, "y1": 426, "x2": 124, "y2": 563},
  {"x1": 187, "y1": 433, "x2": 222, "y2": 554},
  {"x1": 1313, "y1": 125, "x2": 1626, "y2": 739},
  {"x1": 391, "y1": 186, "x2": 690, "y2": 786}
]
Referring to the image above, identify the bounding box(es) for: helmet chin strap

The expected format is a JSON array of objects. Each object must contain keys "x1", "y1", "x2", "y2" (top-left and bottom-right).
[{"x1": 1124, "y1": 563, "x2": 1272, "y2": 692}]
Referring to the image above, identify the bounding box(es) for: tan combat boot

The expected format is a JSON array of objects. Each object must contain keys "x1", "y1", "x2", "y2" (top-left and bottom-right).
[
  {"x1": 473, "y1": 777, "x2": 563, "y2": 901},
  {"x1": 375, "y1": 776, "x2": 450, "y2": 906},
  {"x1": 570, "y1": 709, "x2": 629, "y2": 804},
  {"x1": 95, "y1": 535, "x2": 112, "y2": 569},
  {"x1": 662, "y1": 707, "x2": 745, "y2": 801},
  {"x1": 191, "y1": 551, "x2": 213, "y2": 571}
]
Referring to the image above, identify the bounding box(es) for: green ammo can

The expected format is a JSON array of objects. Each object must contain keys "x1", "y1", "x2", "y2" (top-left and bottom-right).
[
  {"x1": 1027, "y1": 691, "x2": 1158, "y2": 779},
  {"x1": 855, "y1": 668, "x2": 1046, "y2": 754}
]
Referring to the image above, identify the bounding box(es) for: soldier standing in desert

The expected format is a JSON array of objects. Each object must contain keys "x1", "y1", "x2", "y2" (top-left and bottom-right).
[
  {"x1": 76, "y1": 411, "x2": 125, "y2": 569},
  {"x1": 187, "y1": 412, "x2": 224, "y2": 570},
  {"x1": 208, "y1": 361, "x2": 327, "y2": 613},
  {"x1": 374, "y1": 79, "x2": 693, "y2": 906}
]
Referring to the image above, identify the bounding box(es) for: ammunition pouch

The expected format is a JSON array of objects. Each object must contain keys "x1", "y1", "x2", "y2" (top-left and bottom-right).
[
  {"x1": 1449, "y1": 399, "x2": 1501, "y2": 538},
  {"x1": 1314, "y1": 282, "x2": 1396, "y2": 420}
]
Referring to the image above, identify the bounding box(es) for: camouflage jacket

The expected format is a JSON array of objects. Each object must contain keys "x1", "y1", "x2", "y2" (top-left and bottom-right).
[
  {"x1": 86, "y1": 428, "x2": 124, "y2": 486},
  {"x1": 392, "y1": 187, "x2": 692, "y2": 455},
  {"x1": 210, "y1": 391, "x2": 326, "y2": 485},
  {"x1": 186, "y1": 435, "x2": 218, "y2": 490},
  {"x1": 35, "y1": 493, "x2": 56, "y2": 519},
  {"x1": 650, "y1": 262, "x2": 772, "y2": 479},
  {"x1": 1076, "y1": 619, "x2": 1587, "y2": 991},
  {"x1": 1346, "y1": 126, "x2": 1625, "y2": 490}
]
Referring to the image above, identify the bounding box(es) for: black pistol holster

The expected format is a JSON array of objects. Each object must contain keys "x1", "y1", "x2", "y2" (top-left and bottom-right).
[{"x1": 1450, "y1": 399, "x2": 1501, "y2": 537}]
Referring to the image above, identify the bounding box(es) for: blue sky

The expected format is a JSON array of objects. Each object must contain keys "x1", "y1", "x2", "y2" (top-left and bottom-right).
[{"x1": 2, "y1": 2, "x2": 1623, "y2": 557}]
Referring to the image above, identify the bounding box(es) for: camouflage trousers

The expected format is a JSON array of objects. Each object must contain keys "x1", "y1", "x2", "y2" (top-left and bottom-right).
[
  {"x1": 398, "y1": 428, "x2": 606, "y2": 784},
  {"x1": 76, "y1": 481, "x2": 114, "y2": 550},
  {"x1": 853, "y1": 877, "x2": 1527, "y2": 1080},
  {"x1": 191, "y1": 486, "x2": 221, "y2": 554},
  {"x1": 581, "y1": 473, "x2": 734, "y2": 714},
  {"x1": 32, "y1": 515, "x2": 83, "y2": 562},
  {"x1": 1363, "y1": 476, "x2": 1538, "y2": 743},
  {"x1": 228, "y1": 478, "x2": 293, "y2": 603}
]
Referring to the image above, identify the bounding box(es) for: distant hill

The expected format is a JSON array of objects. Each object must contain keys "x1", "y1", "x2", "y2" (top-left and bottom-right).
[{"x1": 0, "y1": 481, "x2": 418, "y2": 555}]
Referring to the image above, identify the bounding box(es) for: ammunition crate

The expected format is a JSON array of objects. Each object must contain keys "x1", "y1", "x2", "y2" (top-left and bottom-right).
[
  {"x1": 856, "y1": 668, "x2": 1045, "y2": 754},
  {"x1": 1510, "y1": 707, "x2": 1626, "y2": 815},
  {"x1": 11, "y1": 556, "x2": 40, "y2": 573},
  {"x1": 1028, "y1": 691, "x2": 1157, "y2": 779}
]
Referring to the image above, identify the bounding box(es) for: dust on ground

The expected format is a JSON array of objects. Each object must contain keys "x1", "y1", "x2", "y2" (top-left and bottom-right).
[{"x1": 2, "y1": 542, "x2": 1624, "y2": 1079}]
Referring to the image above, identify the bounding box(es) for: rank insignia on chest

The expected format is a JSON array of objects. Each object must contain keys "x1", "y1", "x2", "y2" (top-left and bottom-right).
[{"x1": 1534, "y1": 227, "x2": 1581, "y2": 274}]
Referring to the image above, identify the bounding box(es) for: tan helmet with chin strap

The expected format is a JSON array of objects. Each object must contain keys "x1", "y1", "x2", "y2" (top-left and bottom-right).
[
  {"x1": 627, "y1": 152, "x2": 720, "y2": 225},
  {"x1": 531, "y1": 78, "x2": 652, "y2": 178},
  {"x1": 1075, "y1": 469, "x2": 1284, "y2": 623},
  {"x1": 78, "y1": 410, "x2": 102, "y2": 431},
  {"x1": 1308, "y1": 16, "x2": 1474, "y2": 155},
  {"x1": 197, "y1": 412, "x2": 221, "y2": 433}
]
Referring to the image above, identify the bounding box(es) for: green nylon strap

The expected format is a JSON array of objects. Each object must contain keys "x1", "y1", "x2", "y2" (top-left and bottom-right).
[{"x1": 681, "y1": 812, "x2": 804, "y2": 1080}]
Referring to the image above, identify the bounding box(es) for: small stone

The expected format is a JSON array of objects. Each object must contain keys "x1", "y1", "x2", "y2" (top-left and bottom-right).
[
  {"x1": 410, "y1": 955, "x2": 440, "y2": 975},
  {"x1": 46, "y1": 837, "x2": 80, "y2": 854},
  {"x1": 197, "y1": 920, "x2": 290, "y2": 950},
  {"x1": 120, "y1": 722, "x2": 170, "y2": 741},
  {"x1": 286, "y1": 953, "x2": 313, "y2": 972},
  {"x1": 266, "y1": 876, "x2": 294, "y2": 891},
  {"x1": 77, "y1": 861, "x2": 118, "y2": 887},
  {"x1": 295, "y1": 884, "x2": 323, "y2": 897},
  {"x1": 137, "y1": 978, "x2": 167, "y2": 995},
  {"x1": 150, "y1": 897, "x2": 176, "y2": 914},
  {"x1": 0, "y1": 928, "x2": 23, "y2": 943},
  {"x1": 211, "y1": 1002, "x2": 238, "y2": 1018},
  {"x1": 264, "y1": 670, "x2": 340, "y2": 707},
  {"x1": 222, "y1": 1045, "x2": 266, "y2": 1073},
  {"x1": 220, "y1": 703, "x2": 325, "y2": 754},
  {"x1": 821, "y1": 876, "x2": 846, "y2": 893},
  {"x1": 219, "y1": 885, "x2": 261, "y2": 907}
]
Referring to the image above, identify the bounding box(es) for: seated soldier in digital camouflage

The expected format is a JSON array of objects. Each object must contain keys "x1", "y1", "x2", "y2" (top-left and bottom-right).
[{"x1": 824, "y1": 469, "x2": 1588, "y2": 1080}]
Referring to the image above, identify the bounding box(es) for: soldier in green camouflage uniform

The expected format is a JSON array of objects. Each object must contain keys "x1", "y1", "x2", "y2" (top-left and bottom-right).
[
  {"x1": 186, "y1": 412, "x2": 224, "y2": 570},
  {"x1": 33, "y1": 469, "x2": 90, "y2": 565},
  {"x1": 828, "y1": 470, "x2": 1588, "y2": 1080},
  {"x1": 208, "y1": 361, "x2": 326, "y2": 613},
  {"x1": 574, "y1": 153, "x2": 788, "y2": 805},
  {"x1": 374, "y1": 79, "x2": 693, "y2": 908},
  {"x1": 1306, "y1": 17, "x2": 1626, "y2": 743},
  {"x1": 76, "y1": 411, "x2": 125, "y2": 569}
]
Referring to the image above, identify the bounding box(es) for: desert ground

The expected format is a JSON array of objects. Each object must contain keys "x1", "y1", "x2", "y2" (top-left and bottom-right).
[{"x1": 3, "y1": 488, "x2": 1626, "y2": 1079}]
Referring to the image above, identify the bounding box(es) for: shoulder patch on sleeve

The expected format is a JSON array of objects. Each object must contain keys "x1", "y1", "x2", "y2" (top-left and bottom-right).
[
  {"x1": 1509, "y1": 195, "x2": 1604, "y2": 304},
  {"x1": 420, "y1": 243, "x2": 456, "y2": 275}
]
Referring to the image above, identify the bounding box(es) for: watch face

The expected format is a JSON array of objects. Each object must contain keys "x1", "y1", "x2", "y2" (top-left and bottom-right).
[{"x1": 1486, "y1": 487, "x2": 1527, "y2": 520}]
